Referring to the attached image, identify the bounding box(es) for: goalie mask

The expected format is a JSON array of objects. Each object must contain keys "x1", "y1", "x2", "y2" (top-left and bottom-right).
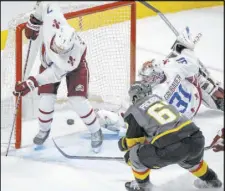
[
  {"x1": 129, "y1": 81, "x2": 152, "y2": 104},
  {"x1": 138, "y1": 59, "x2": 165, "y2": 87},
  {"x1": 51, "y1": 25, "x2": 75, "y2": 54}
]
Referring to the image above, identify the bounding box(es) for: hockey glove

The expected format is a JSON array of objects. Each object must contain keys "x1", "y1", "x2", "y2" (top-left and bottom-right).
[
  {"x1": 25, "y1": 14, "x2": 43, "y2": 40},
  {"x1": 13, "y1": 76, "x2": 38, "y2": 96},
  {"x1": 209, "y1": 128, "x2": 224, "y2": 152},
  {"x1": 118, "y1": 137, "x2": 128, "y2": 151},
  {"x1": 124, "y1": 150, "x2": 131, "y2": 166}
]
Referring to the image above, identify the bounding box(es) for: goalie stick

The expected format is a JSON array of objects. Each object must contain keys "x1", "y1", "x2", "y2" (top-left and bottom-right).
[
  {"x1": 52, "y1": 138, "x2": 124, "y2": 161},
  {"x1": 138, "y1": 1, "x2": 211, "y2": 76}
]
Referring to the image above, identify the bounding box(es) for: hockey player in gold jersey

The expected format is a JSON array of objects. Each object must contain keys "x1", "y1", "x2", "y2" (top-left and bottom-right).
[{"x1": 118, "y1": 81, "x2": 222, "y2": 191}]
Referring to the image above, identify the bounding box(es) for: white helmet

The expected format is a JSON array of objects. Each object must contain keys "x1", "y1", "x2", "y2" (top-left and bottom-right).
[
  {"x1": 51, "y1": 25, "x2": 75, "y2": 54},
  {"x1": 138, "y1": 58, "x2": 165, "y2": 87}
]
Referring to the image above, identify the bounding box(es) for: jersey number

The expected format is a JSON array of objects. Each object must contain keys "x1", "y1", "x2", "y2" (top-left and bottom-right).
[
  {"x1": 169, "y1": 84, "x2": 192, "y2": 113},
  {"x1": 176, "y1": 57, "x2": 187, "y2": 64},
  {"x1": 147, "y1": 101, "x2": 177, "y2": 125}
]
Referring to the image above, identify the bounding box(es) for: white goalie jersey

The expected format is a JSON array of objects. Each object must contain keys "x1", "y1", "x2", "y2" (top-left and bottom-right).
[
  {"x1": 97, "y1": 49, "x2": 202, "y2": 134},
  {"x1": 153, "y1": 49, "x2": 202, "y2": 119}
]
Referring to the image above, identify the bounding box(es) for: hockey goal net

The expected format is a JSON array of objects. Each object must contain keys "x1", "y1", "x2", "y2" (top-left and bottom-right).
[{"x1": 1, "y1": 1, "x2": 136, "y2": 150}]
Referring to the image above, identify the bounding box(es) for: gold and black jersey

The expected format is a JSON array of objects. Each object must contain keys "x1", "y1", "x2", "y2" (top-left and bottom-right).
[{"x1": 124, "y1": 94, "x2": 199, "y2": 148}]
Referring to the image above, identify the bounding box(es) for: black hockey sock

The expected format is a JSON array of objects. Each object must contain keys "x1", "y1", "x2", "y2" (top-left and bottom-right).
[
  {"x1": 199, "y1": 168, "x2": 218, "y2": 181},
  {"x1": 190, "y1": 160, "x2": 218, "y2": 181},
  {"x1": 135, "y1": 175, "x2": 150, "y2": 184}
]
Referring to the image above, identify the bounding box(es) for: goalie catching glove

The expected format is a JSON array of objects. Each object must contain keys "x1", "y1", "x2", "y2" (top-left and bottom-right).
[{"x1": 13, "y1": 76, "x2": 39, "y2": 96}]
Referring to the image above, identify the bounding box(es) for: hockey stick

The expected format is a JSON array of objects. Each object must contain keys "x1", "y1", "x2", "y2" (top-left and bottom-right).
[
  {"x1": 138, "y1": 1, "x2": 179, "y2": 36},
  {"x1": 138, "y1": 1, "x2": 211, "y2": 75},
  {"x1": 52, "y1": 138, "x2": 124, "y2": 161},
  {"x1": 5, "y1": 40, "x2": 32, "y2": 156},
  {"x1": 204, "y1": 146, "x2": 212, "y2": 151}
]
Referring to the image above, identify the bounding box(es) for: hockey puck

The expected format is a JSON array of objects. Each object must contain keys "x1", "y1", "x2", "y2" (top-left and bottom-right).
[{"x1": 67, "y1": 119, "x2": 74, "y2": 125}]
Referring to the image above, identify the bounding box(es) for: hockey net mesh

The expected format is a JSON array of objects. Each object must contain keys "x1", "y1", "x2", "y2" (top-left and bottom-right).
[{"x1": 1, "y1": 2, "x2": 135, "y2": 150}]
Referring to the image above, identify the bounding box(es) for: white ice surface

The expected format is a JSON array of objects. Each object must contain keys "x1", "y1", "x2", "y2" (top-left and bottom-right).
[{"x1": 1, "y1": 6, "x2": 224, "y2": 191}]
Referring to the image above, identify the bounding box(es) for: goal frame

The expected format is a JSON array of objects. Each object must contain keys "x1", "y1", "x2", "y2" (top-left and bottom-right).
[{"x1": 14, "y1": 1, "x2": 136, "y2": 149}]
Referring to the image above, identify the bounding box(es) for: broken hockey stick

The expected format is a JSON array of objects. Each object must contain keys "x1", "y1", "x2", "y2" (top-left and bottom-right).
[
  {"x1": 5, "y1": 40, "x2": 33, "y2": 156},
  {"x1": 52, "y1": 138, "x2": 124, "y2": 161}
]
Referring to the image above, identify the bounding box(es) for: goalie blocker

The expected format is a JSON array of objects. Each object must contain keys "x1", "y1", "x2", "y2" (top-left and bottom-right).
[{"x1": 198, "y1": 68, "x2": 224, "y2": 111}]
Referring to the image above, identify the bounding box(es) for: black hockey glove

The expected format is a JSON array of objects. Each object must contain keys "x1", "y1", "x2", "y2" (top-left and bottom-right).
[
  {"x1": 118, "y1": 137, "x2": 128, "y2": 151},
  {"x1": 124, "y1": 150, "x2": 131, "y2": 166}
]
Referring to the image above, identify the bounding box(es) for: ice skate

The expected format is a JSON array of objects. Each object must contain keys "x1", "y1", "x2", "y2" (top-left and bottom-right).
[
  {"x1": 33, "y1": 129, "x2": 50, "y2": 145},
  {"x1": 194, "y1": 176, "x2": 222, "y2": 189},
  {"x1": 125, "y1": 180, "x2": 152, "y2": 191},
  {"x1": 91, "y1": 128, "x2": 103, "y2": 153}
]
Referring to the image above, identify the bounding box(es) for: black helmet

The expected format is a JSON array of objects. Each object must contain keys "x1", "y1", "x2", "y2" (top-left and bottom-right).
[{"x1": 128, "y1": 81, "x2": 152, "y2": 104}]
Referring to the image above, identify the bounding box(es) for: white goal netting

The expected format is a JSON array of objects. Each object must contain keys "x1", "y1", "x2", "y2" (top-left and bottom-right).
[{"x1": 1, "y1": 1, "x2": 135, "y2": 149}]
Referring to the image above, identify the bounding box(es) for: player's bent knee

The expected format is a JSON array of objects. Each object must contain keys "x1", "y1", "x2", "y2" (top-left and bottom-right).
[
  {"x1": 68, "y1": 96, "x2": 100, "y2": 132},
  {"x1": 68, "y1": 96, "x2": 92, "y2": 115}
]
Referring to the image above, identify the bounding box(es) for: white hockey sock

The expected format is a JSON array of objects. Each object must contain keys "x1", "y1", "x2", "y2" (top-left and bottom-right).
[
  {"x1": 38, "y1": 94, "x2": 56, "y2": 132},
  {"x1": 68, "y1": 96, "x2": 101, "y2": 133}
]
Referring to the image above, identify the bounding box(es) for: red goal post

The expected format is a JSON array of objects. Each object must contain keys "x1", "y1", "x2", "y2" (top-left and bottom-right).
[{"x1": 4, "y1": 1, "x2": 136, "y2": 149}]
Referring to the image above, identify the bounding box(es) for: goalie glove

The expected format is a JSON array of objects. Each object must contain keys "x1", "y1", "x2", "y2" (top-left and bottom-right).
[
  {"x1": 171, "y1": 26, "x2": 195, "y2": 54},
  {"x1": 13, "y1": 76, "x2": 39, "y2": 97}
]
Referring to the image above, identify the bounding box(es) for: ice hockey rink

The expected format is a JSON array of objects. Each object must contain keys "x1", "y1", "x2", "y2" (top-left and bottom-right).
[{"x1": 1, "y1": 4, "x2": 224, "y2": 191}]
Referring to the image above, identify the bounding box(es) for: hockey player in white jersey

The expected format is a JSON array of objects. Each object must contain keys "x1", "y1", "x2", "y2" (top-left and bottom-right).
[
  {"x1": 139, "y1": 57, "x2": 201, "y2": 120},
  {"x1": 97, "y1": 28, "x2": 201, "y2": 133},
  {"x1": 138, "y1": 27, "x2": 224, "y2": 151},
  {"x1": 97, "y1": 27, "x2": 224, "y2": 151},
  {"x1": 139, "y1": 27, "x2": 224, "y2": 116},
  {"x1": 13, "y1": 2, "x2": 103, "y2": 153}
]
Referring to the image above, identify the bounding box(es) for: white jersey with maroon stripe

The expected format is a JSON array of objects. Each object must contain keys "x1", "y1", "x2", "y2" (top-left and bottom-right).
[
  {"x1": 152, "y1": 49, "x2": 201, "y2": 119},
  {"x1": 34, "y1": 3, "x2": 87, "y2": 86},
  {"x1": 96, "y1": 49, "x2": 202, "y2": 134}
]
